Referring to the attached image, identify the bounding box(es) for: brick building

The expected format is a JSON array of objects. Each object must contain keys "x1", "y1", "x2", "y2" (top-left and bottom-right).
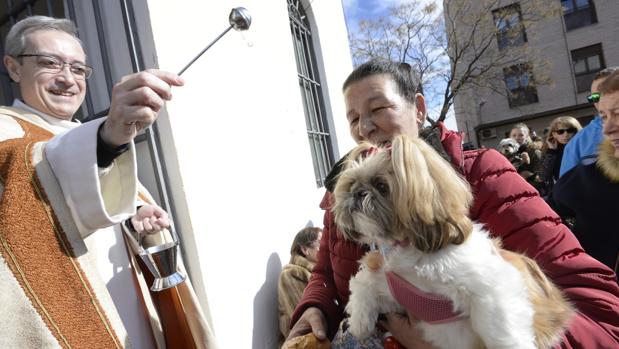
[{"x1": 447, "y1": 0, "x2": 619, "y2": 148}]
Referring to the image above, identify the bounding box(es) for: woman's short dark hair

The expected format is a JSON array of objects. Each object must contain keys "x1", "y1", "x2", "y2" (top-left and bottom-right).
[
  {"x1": 290, "y1": 227, "x2": 322, "y2": 258},
  {"x1": 343, "y1": 59, "x2": 420, "y2": 105}
]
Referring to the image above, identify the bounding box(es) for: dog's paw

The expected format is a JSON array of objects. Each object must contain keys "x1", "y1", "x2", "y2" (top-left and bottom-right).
[
  {"x1": 346, "y1": 306, "x2": 378, "y2": 340},
  {"x1": 347, "y1": 317, "x2": 375, "y2": 340}
]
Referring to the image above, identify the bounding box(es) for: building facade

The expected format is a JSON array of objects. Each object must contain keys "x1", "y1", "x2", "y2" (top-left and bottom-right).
[
  {"x1": 0, "y1": 0, "x2": 355, "y2": 348},
  {"x1": 448, "y1": 0, "x2": 619, "y2": 148}
]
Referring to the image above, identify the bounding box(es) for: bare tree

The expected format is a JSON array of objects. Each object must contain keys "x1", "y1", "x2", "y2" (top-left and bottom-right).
[{"x1": 348, "y1": 0, "x2": 561, "y2": 123}]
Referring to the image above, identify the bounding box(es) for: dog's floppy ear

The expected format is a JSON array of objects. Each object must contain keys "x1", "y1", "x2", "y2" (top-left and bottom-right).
[
  {"x1": 332, "y1": 141, "x2": 377, "y2": 242},
  {"x1": 390, "y1": 135, "x2": 473, "y2": 251}
]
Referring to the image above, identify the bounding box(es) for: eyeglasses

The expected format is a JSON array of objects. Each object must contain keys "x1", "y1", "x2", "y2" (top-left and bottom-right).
[
  {"x1": 555, "y1": 127, "x2": 577, "y2": 135},
  {"x1": 587, "y1": 92, "x2": 600, "y2": 103},
  {"x1": 17, "y1": 54, "x2": 93, "y2": 79}
]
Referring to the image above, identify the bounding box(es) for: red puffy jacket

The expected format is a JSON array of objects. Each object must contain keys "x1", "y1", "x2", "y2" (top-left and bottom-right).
[{"x1": 291, "y1": 124, "x2": 619, "y2": 348}]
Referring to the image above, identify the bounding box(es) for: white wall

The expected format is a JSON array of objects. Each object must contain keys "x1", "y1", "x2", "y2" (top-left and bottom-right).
[{"x1": 146, "y1": 1, "x2": 354, "y2": 348}]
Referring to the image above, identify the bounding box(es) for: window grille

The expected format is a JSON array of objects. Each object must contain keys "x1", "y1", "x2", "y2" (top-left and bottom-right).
[{"x1": 287, "y1": 0, "x2": 334, "y2": 187}]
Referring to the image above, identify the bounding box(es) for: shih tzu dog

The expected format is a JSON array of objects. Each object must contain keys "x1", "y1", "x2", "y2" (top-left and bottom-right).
[
  {"x1": 497, "y1": 138, "x2": 524, "y2": 168},
  {"x1": 332, "y1": 135, "x2": 573, "y2": 349}
]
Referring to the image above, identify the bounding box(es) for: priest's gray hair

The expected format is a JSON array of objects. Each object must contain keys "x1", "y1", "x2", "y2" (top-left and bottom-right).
[{"x1": 5, "y1": 16, "x2": 81, "y2": 57}]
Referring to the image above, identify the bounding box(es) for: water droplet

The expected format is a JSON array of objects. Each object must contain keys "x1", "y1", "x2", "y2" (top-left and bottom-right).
[{"x1": 240, "y1": 32, "x2": 254, "y2": 48}]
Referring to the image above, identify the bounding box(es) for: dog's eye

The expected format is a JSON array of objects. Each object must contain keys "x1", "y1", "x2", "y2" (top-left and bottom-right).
[{"x1": 373, "y1": 180, "x2": 389, "y2": 195}]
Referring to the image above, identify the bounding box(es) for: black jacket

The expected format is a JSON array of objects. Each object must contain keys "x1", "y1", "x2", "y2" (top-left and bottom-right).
[{"x1": 553, "y1": 140, "x2": 619, "y2": 273}]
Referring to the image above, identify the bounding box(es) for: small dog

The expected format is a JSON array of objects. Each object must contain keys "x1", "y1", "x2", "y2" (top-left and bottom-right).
[
  {"x1": 497, "y1": 138, "x2": 524, "y2": 168},
  {"x1": 332, "y1": 135, "x2": 573, "y2": 349},
  {"x1": 497, "y1": 137, "x2": 519, "y2": 156}
]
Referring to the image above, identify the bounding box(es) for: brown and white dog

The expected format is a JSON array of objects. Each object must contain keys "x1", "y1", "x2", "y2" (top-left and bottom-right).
[{"x1": 332, "y1": 135, "x2": 573, "y2": 349}]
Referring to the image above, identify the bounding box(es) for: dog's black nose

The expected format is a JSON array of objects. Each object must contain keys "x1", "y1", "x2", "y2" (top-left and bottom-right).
[
  {"x1": 353, "y1": 190, "x2": 367, "y2": 210},
  {"x1": 354, "y1": 190, "x2": 367, "y2": 202}
]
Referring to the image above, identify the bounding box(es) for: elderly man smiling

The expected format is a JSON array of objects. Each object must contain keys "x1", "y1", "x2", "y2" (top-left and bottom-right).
[{"x1": 0, "y1": 16, "x2": 213, "y2": 349}]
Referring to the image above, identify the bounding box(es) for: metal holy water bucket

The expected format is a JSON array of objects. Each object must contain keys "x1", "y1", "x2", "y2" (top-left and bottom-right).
[{"x1": 138, "y1": 239, "x2": 187, "y2": 291}]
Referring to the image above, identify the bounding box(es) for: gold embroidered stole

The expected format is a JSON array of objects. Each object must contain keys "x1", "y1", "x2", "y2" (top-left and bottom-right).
[{"x1": 0, "y1": 117, "x2": 123, "y2": 348}]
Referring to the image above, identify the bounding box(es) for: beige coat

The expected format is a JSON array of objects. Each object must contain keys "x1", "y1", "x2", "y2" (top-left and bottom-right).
[{"x1": 278, "y1": 254, "x2": 315, "y2": 340}]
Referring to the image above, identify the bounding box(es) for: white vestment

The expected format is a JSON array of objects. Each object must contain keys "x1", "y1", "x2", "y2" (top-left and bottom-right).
[
  {"x1": 0, "y1": 102, "x2": 216, "y2": 349},
  {"x1": 0, "y1": 101, "x2": 154, "y2": 348}
]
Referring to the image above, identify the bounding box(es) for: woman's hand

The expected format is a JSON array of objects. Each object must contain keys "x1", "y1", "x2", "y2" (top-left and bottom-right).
[
  {"x1": 546, "y1": 137, "x2": 558, "y2": 150},
  {"x1": 379, "y1": 312, "x2": 439, "y2": 349},
  {"x1": 520, "y1": 152, "x2": 531, "y2": 164},
  {"x1": 130, "y1": 204, "x2": 170, "y2": 235}
]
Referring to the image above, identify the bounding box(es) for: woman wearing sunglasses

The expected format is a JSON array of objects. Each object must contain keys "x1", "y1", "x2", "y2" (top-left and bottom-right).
[{"x1": 540, "y1": 116, "x2": 582, "y2": 199}]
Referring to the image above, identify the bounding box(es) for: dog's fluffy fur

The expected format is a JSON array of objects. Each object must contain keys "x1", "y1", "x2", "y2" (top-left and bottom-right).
[
  {"x1": 497, "y1": 138, "x2": 524, "y2": 168},
  {"x1": 498, "y1": 137, "x2": 520, "y2": 156},
  {"x1": 332, "y1": 135, "x2": 573, "y2": 349}
]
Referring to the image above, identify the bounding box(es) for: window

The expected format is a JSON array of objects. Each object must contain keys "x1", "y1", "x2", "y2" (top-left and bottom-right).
[
  {"x1": 503, "y1": 63, "x2": 539, "y2": 107},
  {"x1": 288, "y1": 0, "x2": 334, "y2": 187},
  {"x1": 572, "y1": 44, "x2": 605, "y2": 93},
  {"x1": 493, "y1": 3, "x2": 527, "y2": 50},
  {"x1": 561, "y1": 0, "x2": 597, "y2": 30}
]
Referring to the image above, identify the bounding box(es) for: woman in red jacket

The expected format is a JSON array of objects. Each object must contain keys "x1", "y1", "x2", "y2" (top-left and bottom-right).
[{"x1": 283, "y1": 60, "x2": 619, "y2": 349}]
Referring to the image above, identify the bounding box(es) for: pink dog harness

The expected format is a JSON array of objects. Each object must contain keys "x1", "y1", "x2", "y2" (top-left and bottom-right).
[{"x1": 386, "y1": 271, "x2": 465, "y2": 324}]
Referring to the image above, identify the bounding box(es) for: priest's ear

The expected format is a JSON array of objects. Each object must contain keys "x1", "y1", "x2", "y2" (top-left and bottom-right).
[{"x1": 3, "y1": 55, "x2": 22, "y2": 83}]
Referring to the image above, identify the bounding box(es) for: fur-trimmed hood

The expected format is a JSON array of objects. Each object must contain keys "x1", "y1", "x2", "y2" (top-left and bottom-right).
[
  {"x1": 597, "y1": 139, "x2": 619, "y2": 183},
  {"x1": 287, "y1": 254, "x2": 315, "y2": 272}
]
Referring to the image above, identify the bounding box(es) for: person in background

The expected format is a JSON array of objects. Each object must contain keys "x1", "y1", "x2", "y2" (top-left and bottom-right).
[
  {"x1": 509, "y1": 123, "x2": 543, "y2": 190},
  {"x1": 278, "y1": 227, "x2": 323, "y2": 341},
  {"x1": 539, "y1": 116, "x2": 582, "y2": 199},
  {"x1": 553, "y1": 69, "x2": 619, "y2": 275},
  {"x1": 282, "y1": 59, "x2": 619, "y2": 349},
  {"x1": 560, "y1": 67, "x2": 618, "y2": 177}
]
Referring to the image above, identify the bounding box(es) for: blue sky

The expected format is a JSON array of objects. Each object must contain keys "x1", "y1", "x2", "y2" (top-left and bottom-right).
[
  {"x1": 340, "y1": 0, "x2": 458, "y2": 131},
  {"x1": 342, "y1": 0, "x2": 410, "y2": 23}
]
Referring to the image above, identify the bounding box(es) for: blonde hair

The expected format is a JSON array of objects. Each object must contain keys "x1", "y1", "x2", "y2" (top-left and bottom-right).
[{"x1": 337, "y1": 135, "x2": 473, "y2": 252}]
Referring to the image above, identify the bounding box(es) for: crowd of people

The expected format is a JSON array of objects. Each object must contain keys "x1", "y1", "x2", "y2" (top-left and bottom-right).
[{"x1": 495, "y1": 67, "x2": 618, "y2": 275}]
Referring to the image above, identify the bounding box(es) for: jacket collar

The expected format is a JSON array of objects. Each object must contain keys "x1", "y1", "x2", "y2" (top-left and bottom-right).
[
  {"x1": 289, "y1": 254, "x2": 315, "y2": 272},
  {"x1": 597, "y1": 139, "x2": 619, "y2": 183}
]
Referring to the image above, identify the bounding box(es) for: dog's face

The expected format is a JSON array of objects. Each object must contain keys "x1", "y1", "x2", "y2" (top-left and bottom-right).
[
  {"x1": 497, "y1": 138, "x2": 519, "y2": 156},
  {"x1": 332, "y1": 135, "x2": 473, "y2": 252}
]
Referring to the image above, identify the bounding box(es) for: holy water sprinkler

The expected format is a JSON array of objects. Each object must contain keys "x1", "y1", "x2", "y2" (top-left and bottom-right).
[
  {"x1": 134, "y1": 8, "x2": 252, "y2": 291},
  {"x1": 88, "y1": 7, "x2": 251, "y2": 120},
  {"x1": 177, "y1": 7, "x2": 252, "y2": 76}
]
